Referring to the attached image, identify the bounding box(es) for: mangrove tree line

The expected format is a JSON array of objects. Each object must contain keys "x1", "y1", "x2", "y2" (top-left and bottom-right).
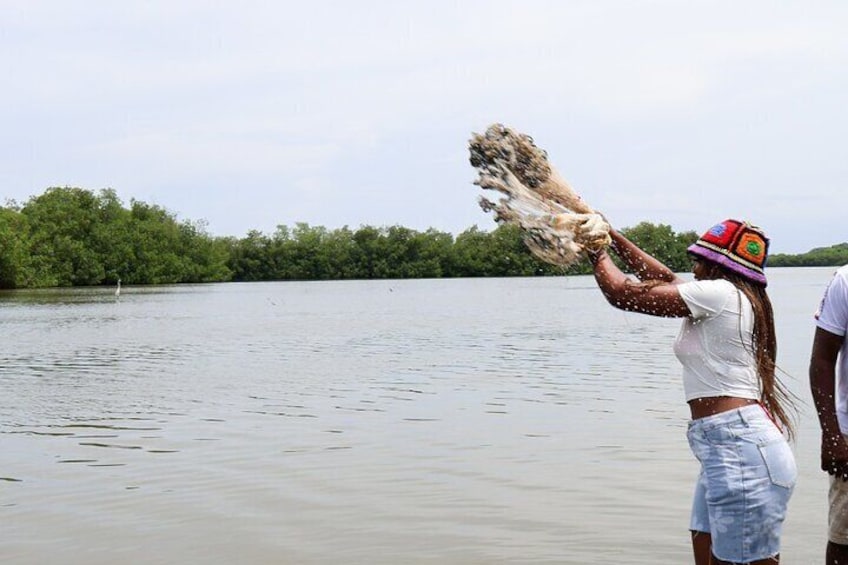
[{"x1": 3, "y1": 186, "x2": 839, "y2": 290}]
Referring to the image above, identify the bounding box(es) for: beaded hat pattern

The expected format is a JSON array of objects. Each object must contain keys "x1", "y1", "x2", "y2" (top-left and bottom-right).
[{"x1": 687, "y1": 219, "x2": 769, "y2": 286}]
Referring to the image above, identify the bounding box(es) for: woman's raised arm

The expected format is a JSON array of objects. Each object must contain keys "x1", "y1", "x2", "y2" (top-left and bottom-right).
[
  {"x1": 607, "y1": 228, "x2": 682, "y2": 284},
  {"x1": 589, "y1": 248, "x2": 690, "y2": 318}
]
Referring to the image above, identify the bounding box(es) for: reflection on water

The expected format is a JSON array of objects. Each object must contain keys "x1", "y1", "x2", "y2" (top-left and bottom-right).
[{"x1": 0, "y1": 271, "x2": 834, "y2": 563}]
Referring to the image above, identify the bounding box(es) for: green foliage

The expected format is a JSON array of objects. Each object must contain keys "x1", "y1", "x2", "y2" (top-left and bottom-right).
[
  {"x1": 450, "y1": 224, "x2": 561, "y2": 277},
  {"x1": 228, "y1": 224, "x2": 459, "y2": 280},
  {"x1": 226, "y1": 230, "x2": 274, "y2": 281},
  {"x1": 770, "y1": 243, "x2": 848, "y2": 268},
  {"x1": 93, "y1": 189, "x2": 134, "y2": 282},
  {"x1": 3, "y1": 186, "x2": 846, "y2": 288},
  {"x1": 0, "y1": 207, "x2": 34, "y2": 288},
  {"x1": 620, "y1": 222, "x2": 699, "y2": 274},
  {"x1": 2, "y1": 186, "x2": 231, "y2": 288}
]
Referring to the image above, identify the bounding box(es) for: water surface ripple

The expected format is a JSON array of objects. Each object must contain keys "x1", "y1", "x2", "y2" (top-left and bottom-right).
[{"x1": 0, "y1": 271, "x2": 833, "y2": 563}]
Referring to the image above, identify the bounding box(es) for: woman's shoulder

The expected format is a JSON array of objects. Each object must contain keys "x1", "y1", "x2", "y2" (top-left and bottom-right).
[
  {"x1": 832, "y1": 265, "x2": 848, "y2": 285},
  {"x1": 677, "y1": 279, "x2": 739, "y2": 318},
  {"x1": 678, "y1": 278, "x2": 736, "y2": 295}
]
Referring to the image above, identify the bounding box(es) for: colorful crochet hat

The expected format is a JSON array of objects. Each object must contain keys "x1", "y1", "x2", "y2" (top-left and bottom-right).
[{"x1": 687, "y1": 219, "x2": 769, "y2": 286}]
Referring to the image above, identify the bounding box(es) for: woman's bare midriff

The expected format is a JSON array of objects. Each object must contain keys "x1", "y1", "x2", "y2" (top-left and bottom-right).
[{"x1": 688, "y1": 396, "x2": 759, "y2": 420}]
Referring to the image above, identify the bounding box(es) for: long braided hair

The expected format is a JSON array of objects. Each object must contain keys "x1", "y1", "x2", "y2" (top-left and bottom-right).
[{"x1": 706, "y1": 263, "x2": 796, "y2": 439}]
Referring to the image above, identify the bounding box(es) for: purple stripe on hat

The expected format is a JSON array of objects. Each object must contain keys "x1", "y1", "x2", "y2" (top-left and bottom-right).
[{"x1": 688, "y1": 243, "x2": 768, "y2": 286}]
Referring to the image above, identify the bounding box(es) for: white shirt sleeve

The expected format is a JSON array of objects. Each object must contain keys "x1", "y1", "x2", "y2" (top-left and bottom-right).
[
  {"x1": 816, "y1": 267, "x2": 848, "y2": 337},
  {"x1": 677, "y1": 280, "x2": 735, "y2": 320}
]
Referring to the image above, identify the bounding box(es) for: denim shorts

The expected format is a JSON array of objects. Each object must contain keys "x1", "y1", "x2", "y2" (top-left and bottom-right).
[{"x1": 687, "y1": 404, "x2": 796, "y2": 563}]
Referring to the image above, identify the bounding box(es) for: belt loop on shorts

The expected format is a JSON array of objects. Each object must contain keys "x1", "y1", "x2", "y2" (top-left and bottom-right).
[{"x1": 737, "y1": 407, "x2": 750, "y2": 426}]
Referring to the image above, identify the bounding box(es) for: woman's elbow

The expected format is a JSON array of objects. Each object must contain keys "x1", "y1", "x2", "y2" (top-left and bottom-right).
[{"x1": 599, "y1": 287, "x2": 634, "y2": 312}]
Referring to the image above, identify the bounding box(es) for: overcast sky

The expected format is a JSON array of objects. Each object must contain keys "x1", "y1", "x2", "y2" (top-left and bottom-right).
[{"x1": 2, "y1": 1, "x2": 846, "y2": 253}]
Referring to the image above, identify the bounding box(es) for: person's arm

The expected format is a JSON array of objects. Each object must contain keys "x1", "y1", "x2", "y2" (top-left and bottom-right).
[
  {"x1": 590, "y1": 249, "x2": 690, "y2": 318},
  {"x1": 810, "y1": 327, "x2": 848, "y2": 479},
  {"x1": 607, "y1": 227, "x2": 682, "y2": 284}
]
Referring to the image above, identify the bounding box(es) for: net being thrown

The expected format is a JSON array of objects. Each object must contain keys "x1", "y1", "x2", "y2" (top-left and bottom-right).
[{"x1": 468, "y1": 123, "x2": 611, "y2": 267}]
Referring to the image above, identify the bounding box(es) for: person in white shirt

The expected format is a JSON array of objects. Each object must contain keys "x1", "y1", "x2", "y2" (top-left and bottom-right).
[
  {"x1": 809, "y1": 264, "x2": 848, "y2": 565},
  {"x1": 589, "y1": 218, "x2": 796, "y2": 565}
]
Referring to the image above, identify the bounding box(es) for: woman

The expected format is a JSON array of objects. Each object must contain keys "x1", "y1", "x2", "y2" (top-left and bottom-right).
[{"x1": 588, "y1": 218, "x2": 796, "y2": 565}]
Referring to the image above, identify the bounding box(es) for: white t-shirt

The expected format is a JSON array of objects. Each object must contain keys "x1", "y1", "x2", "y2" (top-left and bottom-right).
[
  {"x1": 814, "y1": 265, "x2": 848, "y2": 434},
  {"x1": 673, "y1": 279, "x2": 760, "y2": 402}
]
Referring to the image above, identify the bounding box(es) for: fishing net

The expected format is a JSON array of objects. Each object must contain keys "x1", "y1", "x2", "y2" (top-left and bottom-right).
[{"x1": 468, "y1": 123, "x2": 610, "y2": 267}]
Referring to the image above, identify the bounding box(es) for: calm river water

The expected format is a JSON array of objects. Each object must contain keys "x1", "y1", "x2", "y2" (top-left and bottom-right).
[{"x1": 0, "y1": 268, "x2": 838, "y2": 564}]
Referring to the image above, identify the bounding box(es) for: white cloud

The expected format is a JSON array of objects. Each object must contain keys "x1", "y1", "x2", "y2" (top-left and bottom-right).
[{"x1": 1, "y1": 0, "x2": 847, "y2": 252}]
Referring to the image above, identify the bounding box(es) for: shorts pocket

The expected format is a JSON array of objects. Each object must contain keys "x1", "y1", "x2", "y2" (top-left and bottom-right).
[{"x1": 758, "y1": 439, "x2": 797, "y2": 489}]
